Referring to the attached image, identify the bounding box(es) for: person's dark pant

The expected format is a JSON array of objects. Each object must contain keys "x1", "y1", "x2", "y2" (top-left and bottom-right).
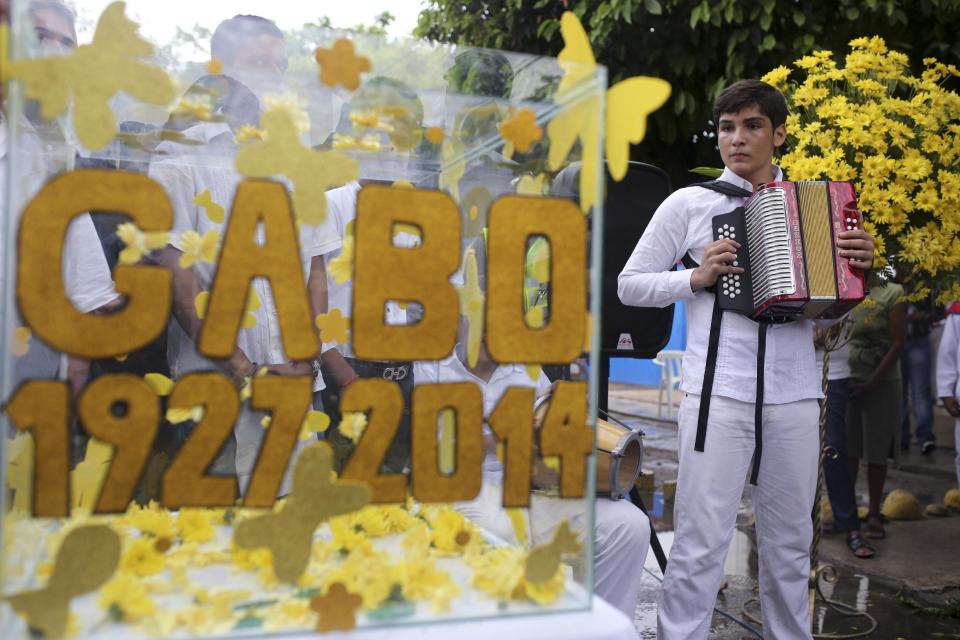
[
  {"x1": 900, "y1": 335, "x2": 936, "y2": 446},
  {"x1": 320, "y1": 358, "x2": 413, "y2": 474},
  {"x1": 823, "y1": 377, "x2": 860, "y2": 532}
]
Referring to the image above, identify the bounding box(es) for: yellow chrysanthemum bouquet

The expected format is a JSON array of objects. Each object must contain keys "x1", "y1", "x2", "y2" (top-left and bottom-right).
[{"x1": 763, "y1": 37, "x2": 960, "y2": 303}]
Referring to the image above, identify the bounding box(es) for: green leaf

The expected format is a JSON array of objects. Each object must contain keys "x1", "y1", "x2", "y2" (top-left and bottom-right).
[
  {"x1": 760, "y1": 13, "x2": 772, "y2": 30},
  {"x1": 760, "y1": 0, "x2": 775, "y2": 12},
  {"x1": 690, "y1": 166, "x2": 724, "y2": 178},
  {"x1": 644, "y1": 0, "x2": 663, "y2": 15},
  {"x1": 793, "y1": 10, "x2": 806, "y2": 26},
  {"x1": 761, "y1": 34, "x2": 776, "y2": 51},
  {"x1": 689, "y1": 5, "x2": 702, "y2": 29},
  {"x1": 846, "y1": 6, "x2": 860, "y2": 20}
]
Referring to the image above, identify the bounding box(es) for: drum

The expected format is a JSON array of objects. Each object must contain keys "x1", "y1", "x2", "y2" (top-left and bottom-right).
[{"x1": 532, "y1": 395, "x2": 644, "y2": 499}]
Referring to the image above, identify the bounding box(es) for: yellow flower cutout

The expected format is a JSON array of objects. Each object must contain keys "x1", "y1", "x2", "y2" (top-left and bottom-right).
[
  {"x1": 499, "y1": 108, "x2": 543, "y2": 154},
  {"x1": 339, "y1": 412, "x2": 368, "y2": 444},
  {"x1": 315, "y1": 308, "x2": 350, "y2": 345},
  {"x1": 299, "y1": 410, "x2": 331, "y2": 441},
  {"x1": 547, "y1": 12, "x2": 671, "y2": 212},
  {"x1": 327, "y1": 236, "x2": 354, "y2": 284},
  {"x1": 425, "y1": 126, "x2": 446, "y2": 145},
  {"x1": 178, "y1": 229, "x2": 221, "y2": 268},
  {"x1": 207, "y1": 58, "x2": 223, "y2": 76},
  {"x1": 8, "y1": 1, "x2": 176, "y2": 150},
  {"x1": 13, "y1": 326, "x2": 31, "y2": 357},
  {"x1": 236, "y1": 107, "x2": 358, "y2": 226},
  {"x1": 192, "y1": 189, "x2": 225, "y2": 224},
  {"x1": 117, "y1": 222, "x2": 169, "y2": 264},
  {"x1": 314, "y1": 38, "x2": 372, "y2": 91}
]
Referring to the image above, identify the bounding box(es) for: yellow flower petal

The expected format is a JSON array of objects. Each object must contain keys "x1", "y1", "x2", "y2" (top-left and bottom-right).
[{"x1": 144, "y1": 373, "x2": 175, "y2": 396}]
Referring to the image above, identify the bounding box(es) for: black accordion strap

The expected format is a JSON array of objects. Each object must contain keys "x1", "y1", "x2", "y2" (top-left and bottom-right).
[
  {"x1": 694, "y1": 180, "x2": 752, "y2": 198},
  {"x1": 681, "y1": 181, "x2": 753, "y2": 270},
  {"x1": 694, "y1": 294, "x2": 724, "y2": 452},
  {"x1": 750, "y1": 322, "x2": 770, "y2": 485}
]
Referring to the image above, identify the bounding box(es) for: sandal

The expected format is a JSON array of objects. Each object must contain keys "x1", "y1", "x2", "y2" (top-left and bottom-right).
[
  {"x1": 846, "y1": 531, "x2": 875, "y2": 558},
  {"x1": 863, "y1": 514, "x2": 886, "y2": 540}
]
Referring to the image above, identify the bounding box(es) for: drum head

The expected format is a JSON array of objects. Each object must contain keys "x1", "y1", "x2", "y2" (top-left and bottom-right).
[{"x1": 612, "y1": 434, "x2": 643, "y2": 498}]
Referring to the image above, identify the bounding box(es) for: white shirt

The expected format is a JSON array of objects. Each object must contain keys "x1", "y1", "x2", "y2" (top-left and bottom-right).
[
  {"x1": 324, "y1": 181, "x2": 420, "y2": 359},
  {"x1": 0, "y1": 115, "x2": 117, "y2": 315},
  {"x1": 618, "y1": 166, "x2": 826, "y2": 404},
  {"x1": 936, "y1": 313, "x2": 960, "y2": 400},
  {"x1": 414, "y1": 353, "x2": 551, "y2": 476},
  {"x1": 149, "y1": 123, "x2": 341, "y2": 386}
]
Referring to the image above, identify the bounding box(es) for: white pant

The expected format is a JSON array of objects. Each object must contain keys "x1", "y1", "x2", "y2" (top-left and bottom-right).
[
  {"x1": 658, "y1": 394, "x2": 819, "y2": 640},
  {"x1": 457, "y1": 479, "x2": 650, "y2": 618},
  {"x1": 955, "y1": 418, "x2": 960, "y2": 488}
]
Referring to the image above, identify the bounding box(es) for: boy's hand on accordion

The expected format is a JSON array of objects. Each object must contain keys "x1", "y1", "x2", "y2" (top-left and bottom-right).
[
  {"x1": 690, "y1": 239, "x2": 744, "y2": 291},
  {"x1": 836, "y1": 228, "x2": 875, "y2": 272}
]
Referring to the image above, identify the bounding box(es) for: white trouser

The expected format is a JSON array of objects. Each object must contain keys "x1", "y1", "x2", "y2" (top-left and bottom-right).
[
  {"x1": 457, "y1": 478, "x2": 650, "y2": 618},
  {"x1": 658, "y1": 393, "x2": 819, "y2": 640}
]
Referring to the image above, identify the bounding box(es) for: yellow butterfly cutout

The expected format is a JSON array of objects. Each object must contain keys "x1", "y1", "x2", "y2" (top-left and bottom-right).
[
  {"x1": 234, "y1": 443, "x2": 372, "y2": 583},
  {"x1": 547, "y1": 12, "x2": 671, "y2": 211},
  {"x1": 192, "y1": 189, "x2": 225, "y2": 224},
  {"x1": 8, "y1": 1, "x2": 176, "y2": 150},
  {"x1": 236, "y1": 107, "x2": 358, "y2": 226},
  {"x1": 458, "y1": 248, "x2": 484, "y2": 368},
  {"x1": 6, "y1": 525, "x2": 121, "y2": 639}
]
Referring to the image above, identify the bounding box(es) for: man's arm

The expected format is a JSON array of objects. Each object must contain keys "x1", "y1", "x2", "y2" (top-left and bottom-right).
[
  {"x1": 851, "y1": 300, "x2": 906, "y2": 397},
  {"x1": 617, "y1": 193, "x2": 700, "y2": 308},
  {"x1": 156, "y1": 245, "x2": 254, "y2": 382},
  {"x1": 937, "y1": 315, "x2": 960, "y2": 416}
]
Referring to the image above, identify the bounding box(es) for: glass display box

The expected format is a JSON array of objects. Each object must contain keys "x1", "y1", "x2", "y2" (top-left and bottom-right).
[{"x1": 1, "y1": 1, "x2": 609, "y2": 636}]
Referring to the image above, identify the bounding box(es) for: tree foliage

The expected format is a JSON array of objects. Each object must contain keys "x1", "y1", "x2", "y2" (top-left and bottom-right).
[{"x1": 415, "y1": 0, "x2": 960, "y2": 187}]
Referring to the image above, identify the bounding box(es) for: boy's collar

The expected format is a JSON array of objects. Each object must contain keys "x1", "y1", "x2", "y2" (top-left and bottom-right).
[{"x1": 719, "y1": 165, "x2": 783, "y2": 193}]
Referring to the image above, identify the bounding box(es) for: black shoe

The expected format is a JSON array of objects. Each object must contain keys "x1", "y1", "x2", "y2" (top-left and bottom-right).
[{"x1": 922, "y1": 441, "x2": 936, "y2": 454}]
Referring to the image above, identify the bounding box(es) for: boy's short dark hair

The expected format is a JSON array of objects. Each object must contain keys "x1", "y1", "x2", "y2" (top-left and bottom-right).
[
  {"x1": 211, "y1": 15, "x2": 284, "y2": 64},
  {"x1": 713, "y1": 79, "x2": 788, "y2": 130}
]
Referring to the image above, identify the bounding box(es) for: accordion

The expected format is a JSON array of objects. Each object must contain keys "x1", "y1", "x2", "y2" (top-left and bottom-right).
[{"x1": 712, "y1": 180, "x2": 866, "y2": 321}]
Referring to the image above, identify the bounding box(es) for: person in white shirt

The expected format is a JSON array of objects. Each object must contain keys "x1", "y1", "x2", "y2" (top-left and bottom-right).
[
  {"x1": 2, "y1": 0, "x2": 118, "y2": 394},
  {"x1": 618, "y1": 80, "x2": 875, "y2": 639},
  {"x1": 935, "y1": 304, "x2": 960, "y2": 488},
  {"x1": 318, "y1": 78, "x2": 425, "y2": 473},
  {"x1": 414, "y1": 317, "x2": 650, "y2": 619},
  {"x1": 150, "y1": 15, "x2": 339, "y2": 492}
]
